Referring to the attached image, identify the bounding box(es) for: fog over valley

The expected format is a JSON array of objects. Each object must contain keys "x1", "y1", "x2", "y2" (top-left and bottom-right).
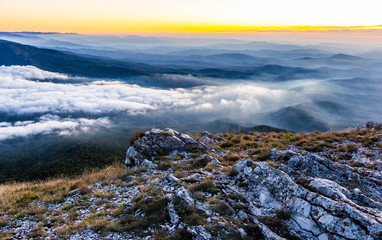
[{"x1": 0, "y1": 32, "x2": 381, "y2": 181}]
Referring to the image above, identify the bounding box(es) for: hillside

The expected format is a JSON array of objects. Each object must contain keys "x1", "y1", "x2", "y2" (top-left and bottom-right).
[
  {"x1": 0, "y1": 123, "x2": 382, "y2": 239},
  {"x1": 0, "y1": 40, "x2": 164, "y2": 78},
  {"x1": 0, "y1": 39, "x2": 334, "y2": 82}
]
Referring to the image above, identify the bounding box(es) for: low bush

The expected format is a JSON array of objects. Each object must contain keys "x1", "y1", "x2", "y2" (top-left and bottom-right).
[
  {"x1": 347, "y1": 144, "x2": 358, "y2": 153},
  {"x1": 188, "y1": 179, "x2": 214, "y2": 192},
  {"x1": 15, "y1": 192, "x2": 39, "y2": 206},
  {"x1": 212, "y1": 202, "x2": 233, "y2": 216},
  {"x1": 129, "y1": 131, "x2": 145, "y2": 146},
  {"x1": 221, "y1": 141, "x2": 234, "y2": 148},
  {"x1": 255, "y1": 148, "x2": 271, "y2": 161}
]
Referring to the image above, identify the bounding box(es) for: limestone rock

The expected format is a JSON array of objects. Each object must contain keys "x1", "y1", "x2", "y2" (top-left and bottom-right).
[
  {"x1": 175, "y1": 187, "x2": 195, "y2": 206},
  {"x1": 188, "y1": 226, "x2": 212, "y2": 240},
  {"x1": 125, "y1": 128, "x2": 208, "y2": 167},
  {"x1": 233, "y1": 158, "x2": 382, "y2": 240},
  {"x1": 140, "y1": 159, "x2": 156, "y2": 169}
]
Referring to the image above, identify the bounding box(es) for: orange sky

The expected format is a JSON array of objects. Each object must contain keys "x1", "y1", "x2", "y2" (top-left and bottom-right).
[{"x1": 0, "y1": 0, "x2": 381, "y2": 34}]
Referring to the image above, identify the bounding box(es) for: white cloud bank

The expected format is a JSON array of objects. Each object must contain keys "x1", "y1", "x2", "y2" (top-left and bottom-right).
[
  {"x1": 0, "y1": 65, "x2": 196, "y2": 115},
  {"x1": 0, "y1": 115, "x2": 110, "y2": 141},
  {"x1": 0, "y1": 65, "x2": 73, "y2": 80},
  {"x1": 0, "y1": 65, "x2": 311, "y2": 139},
  {"x1": 0, "y1": 65, "x2": 309, "y2": 116}
]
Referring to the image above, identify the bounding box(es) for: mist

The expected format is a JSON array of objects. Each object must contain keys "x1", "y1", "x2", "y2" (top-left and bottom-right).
[
  {"x1": 1, "y1": 31, "x2": 382, "y2": 183},
  {"x1": 0, "y1": 33, "x2": 381, "y2": 136}
]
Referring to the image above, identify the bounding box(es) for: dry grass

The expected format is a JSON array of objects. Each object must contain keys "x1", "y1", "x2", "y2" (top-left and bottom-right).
[
  {"x1": 188, "y1": 179, "x2": 214, "y2": 193},
  {"x1": 215, "y1": 128, "x2": 381, "y2": 164},
  {"x1": 0, "y1": 162, "x2": 125, "y2": 211}
]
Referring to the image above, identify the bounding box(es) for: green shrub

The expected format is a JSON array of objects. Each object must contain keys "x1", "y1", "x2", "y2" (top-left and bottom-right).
[
  {"x1": 225, "y1": 154, "x2": 240, "y2": 162},
  {"x1": 221, "y1": 141, "x2": 234, "y2": 148},
  {"x1": 193, "y1": 192, "x2": 207, "y2": 201},
  {"x1": 226, "y1": 193, "x2": 246, "y2": 202},
  {"x1": 185, "y1": 213, "x2": 206, "y2": 225},
  {"x1": 204, "y1": 163, "x2": 218, "y2": 172},
  {"x1": 157, "y1": 161, "x2": 173, "y2": 170},
  {"x1": 137, "y1": 167, "x2": 147, "y2": 173},
  {"x1": 243, "y1": 135, "x2": 252, "y2": 141},
  {"x1": 79, "y1": 186, "x2": 91, "y2": 195},
  {"x1": 244, "y1": 223, "x2": 264, "y2": 239},
  {"x1": 245, "y1": 142, "x2": 258, "y2": 148},
  {"x1": 207, "y1": 198, "x2": 220, "y2": 205},
  {"x1": 0, "y1": 217, "x2": 9, "y2": 227},
  {"x1": 188, "y1": 158, "x2": 209, "y2": 169},
  {"x1": 165, "y1": 228, "x2": 193, "y2": 240},
  {"x1": 337, "y1": 145, "x2": 346, "y2": 152},
  {"x1": 15, "y1": 192, "x2": 39, "y2": 206},
  {"x1": 362, "y1": 139, "x2": 374, "y2": 147},
  {"x1": 255, "y1": 148, "x2": 271, "y2": 161},
  {"x1": 174, "y1": 171, "x2": 186, "y2": 178},
  {"x1": 259, "y1": 216, "x2": 290, "y2": 239},
  {"x1": 130, "y1": 195, "x2": 169, "y2": 228},
  {"x1": 347, "y1": 144, "x2": 358, "y2": 153},
  {"x1": 303, "y1": 142, "x2": 334, "y2": 152},
  {"x1": 350, "y1": 161, "x2": 364, "y2": 168},
  {"x1": 129, "y1": 131, "x2": 145, "y2": 145},
  {"x1": 160, "y1": 132, "x2": 173, "y2": 137},
  {"x1": 188, "y1": 179, "x2": 214, "y2": 192},
  {"x1": 114, "y1": 215, "x2": 146, "y2": 233},
  {"x1": 222, "y1": 167, "x2": 238, "y2": 177},
  {"x1": 276, "y1": 208, "x2": 291, "y2": 220},
  {"x1": 212, "y1": 202, "x2": 233, "y2": 216},
  {"x1": 295, "y1": 139, "x2": 307, "y2": 146}
]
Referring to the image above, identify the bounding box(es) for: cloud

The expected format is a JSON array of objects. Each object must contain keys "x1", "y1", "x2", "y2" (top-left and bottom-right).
[
  {"x1": 0, "y1": 65, "x2": 193, "y2": 115},
  {"x1": 0, "y1": 114, "x2": 111, "y2": 140},
  {"x1": 0, "y1": 65, "x2": 316, "y2": 139},
  {"x1": 0, "y1": 65, "x2": 309, "y2": 118},
  {"x1": 180, "y1": 83, "x2": 310, "y2": 119},
  {"x1": 0, "y1": 65, "x2": 73, "y2": 80},
  {"x1": 2, "y1": 65, "x2": 381, "y2": 139}
]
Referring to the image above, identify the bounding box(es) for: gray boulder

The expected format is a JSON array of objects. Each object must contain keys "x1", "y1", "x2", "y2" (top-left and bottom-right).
[
  {"x1": 125, "y1": 128, "x2": 208, "y2": 167},
  {"x1": 175, "y1": 187, "x2": 195, "y2": 206},
  {"x1": 284, "y1": 152, "x2": 382, "y2": 201},
  {"x1": 233, "y1": 159, "x2": 382, "y2": 239},
  {"x1": 199, "y1": 131, "x2": 220, "y2": 146}
]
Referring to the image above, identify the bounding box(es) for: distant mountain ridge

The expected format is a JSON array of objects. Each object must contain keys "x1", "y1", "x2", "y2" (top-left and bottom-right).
[
  {"x1": 0, "y1": 39, "x2": 341, "y2": 82},
  {"x1": 0, "y1": 39, "x2": 165, "y2": 78}
]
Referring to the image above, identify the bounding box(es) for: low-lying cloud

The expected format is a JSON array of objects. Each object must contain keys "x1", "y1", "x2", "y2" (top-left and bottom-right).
[
  {"x1": 0, "y1": 66, "x2": 193, "y2": 115},
  {"x1": 0, "y1": 65, "x2": 73, "y2": 80},
  {"x1": 0, "y1": 65, "x2": 308, "y2": 115},
  {"x1": 0, "y1": 65, "x2": 315, "y2": 139},
  {"x1": 0, "y1": 114, "x2": 110, "y2": 141}
]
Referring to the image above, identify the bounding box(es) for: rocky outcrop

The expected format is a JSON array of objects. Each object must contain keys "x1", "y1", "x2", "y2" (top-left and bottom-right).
[
  {"x1": 366, "y1": 121, "x2": 382, "y2": 130},
  {"x1": 199, "y1": 131, "x2": 222, "y2": 146},
  {"x1": 125, "y1": 128, "x2": 207, "y2": 167},
  {"x1": 126, "y1": 128, "x2": 382, "y2": 239},
  {"x1": 3, "y1": 126, "x2": 381, "y2": 240},
  {"x1": 233, "y1": 160, "x2": 382, "y2": 239},
  {"x1": 127, "y1": 128, "x2": 382, "y2": 239},
  {"x1": 280, "y1": 151, "x2": 382, "y2": 201}
]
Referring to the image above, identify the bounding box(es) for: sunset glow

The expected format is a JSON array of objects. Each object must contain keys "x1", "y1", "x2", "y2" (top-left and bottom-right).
[{"x1": 1, "y1": 0, "x2": 381, "y2": 34}]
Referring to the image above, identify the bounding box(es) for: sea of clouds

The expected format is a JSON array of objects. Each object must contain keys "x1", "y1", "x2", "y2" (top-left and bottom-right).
[
  {"x1": 0, "y1": 65, "x2": 315, "y2": 140},
  {"x1": 0, "y1": 115, "x2": 110, "y2": 141}
]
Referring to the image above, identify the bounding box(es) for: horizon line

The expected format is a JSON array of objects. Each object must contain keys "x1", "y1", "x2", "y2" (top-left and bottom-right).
[{"x1": 1, "y1": 25, "x2": 382, "y2": 35}]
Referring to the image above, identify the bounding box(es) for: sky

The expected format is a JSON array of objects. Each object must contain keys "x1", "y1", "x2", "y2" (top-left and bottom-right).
[{"x1": 0, "y1": 0, "x2": 381, "y2": 34}]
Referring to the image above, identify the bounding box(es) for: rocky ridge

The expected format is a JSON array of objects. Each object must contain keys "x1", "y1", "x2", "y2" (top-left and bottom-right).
[{"x1": 1, "y1": 124, "x2": 382, "y2": 239}]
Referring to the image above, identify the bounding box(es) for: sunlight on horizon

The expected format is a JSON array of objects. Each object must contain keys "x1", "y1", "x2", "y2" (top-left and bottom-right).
[{"x1": 1, "y1": 0, "x2": 381, "y2": 34}]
